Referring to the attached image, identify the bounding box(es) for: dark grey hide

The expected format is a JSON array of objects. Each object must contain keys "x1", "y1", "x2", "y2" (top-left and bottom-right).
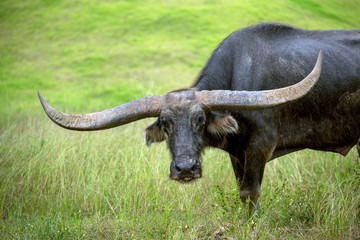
[{"x1": 145, "y1": 23, "x2": 360, "y2": 212}]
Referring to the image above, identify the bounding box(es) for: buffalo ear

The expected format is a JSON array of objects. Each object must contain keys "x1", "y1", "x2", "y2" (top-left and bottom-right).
[
  {"x1": 207, "y1": 112, "x2": 239, "y2": 137},
  {"x1": 144, "y1": 119, "x2": 166, "y2": 146}
]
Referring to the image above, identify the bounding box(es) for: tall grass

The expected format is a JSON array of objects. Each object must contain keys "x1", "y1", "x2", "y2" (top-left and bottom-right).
[
  {"x1": 1, "y1": 0, "x2": 360, "y2": 239},
  {"x1": 1, "y1": 118, "x2": 359, "y2": 239}
]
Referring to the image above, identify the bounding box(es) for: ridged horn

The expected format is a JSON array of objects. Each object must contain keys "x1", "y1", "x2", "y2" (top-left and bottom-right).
[
  {"x1": 196, "y1": 51, "x2": 322, "y2": 111},
  {"x1": 38, "y1": 92, "x2": 162, "y2": 131}
]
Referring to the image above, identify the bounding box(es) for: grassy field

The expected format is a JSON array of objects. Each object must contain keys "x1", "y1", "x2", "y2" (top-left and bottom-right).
[{"x1": 1, "y1": 0, "x2": 360, "y2": 239}]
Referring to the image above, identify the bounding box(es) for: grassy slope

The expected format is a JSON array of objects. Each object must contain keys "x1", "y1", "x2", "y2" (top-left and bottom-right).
[
  {"x1": 0, "y1": 0, "x2": 359, "y2": 239},
  {"x1": 1, "y1": 0, "x2": 359, "y2": 117}
]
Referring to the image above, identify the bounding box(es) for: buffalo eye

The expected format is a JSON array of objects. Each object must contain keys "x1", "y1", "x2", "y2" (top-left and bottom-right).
[
  {"x1": 197, "y1": 116, "x2": 205, "y2": 125},
  {"x1": 193, "y1": 114, "x2": 205, "y2": 130}
]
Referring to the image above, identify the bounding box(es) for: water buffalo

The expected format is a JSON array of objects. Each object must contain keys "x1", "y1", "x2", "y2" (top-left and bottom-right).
[{"x1": 39, "y1": 23, "x2": 360, "y2": 213}]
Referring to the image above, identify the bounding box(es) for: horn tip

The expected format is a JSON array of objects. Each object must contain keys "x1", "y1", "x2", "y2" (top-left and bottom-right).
[
  {"x1": 38, "y1": 91, "x2": 50, "y2": 111},
  {"x1": 38, "y1": 91, "x2": 43, "y2": 100}
]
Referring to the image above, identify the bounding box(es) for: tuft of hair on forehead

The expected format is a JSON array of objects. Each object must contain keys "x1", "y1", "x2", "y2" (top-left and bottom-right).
[{"x1": 161, "y1": 89, "x2": 203, "y2": 116}]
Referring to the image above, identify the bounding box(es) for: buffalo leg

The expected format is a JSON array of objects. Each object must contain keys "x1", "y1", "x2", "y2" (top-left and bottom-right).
[
  {"x1": 230, "y1": 154, "x2": 245, "y2": 184},
  {"x1": 239, "y1": 139, "x2": 275, "y2": 215},
  {"x1": 239, "y1": 154, "x2": 265, "y2": 215},
  {"x1": 230, "y1": 152, "x2": 265, "y2": 215}
]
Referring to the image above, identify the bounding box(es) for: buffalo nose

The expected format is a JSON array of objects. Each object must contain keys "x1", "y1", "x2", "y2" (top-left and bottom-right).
[{"x1": 175, "y1": 160, "x2": 197, "y2": 174}]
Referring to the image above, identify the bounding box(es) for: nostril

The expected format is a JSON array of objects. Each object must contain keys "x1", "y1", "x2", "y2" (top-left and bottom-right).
[
  {"x1": 175, "y1": 164, "x2": 182, "y2": 173},
  {"x1": 191, "y1": 164, "x2": 197, "y2": 172}
]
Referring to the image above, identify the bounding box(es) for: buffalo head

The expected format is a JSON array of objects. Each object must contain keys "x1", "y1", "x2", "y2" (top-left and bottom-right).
[
  {"x1": 39, "y1": 52, "x2": 322, "y2": 183},
  {"x1": 144, "y1": 90, "x2": 239, "y2": 182}
]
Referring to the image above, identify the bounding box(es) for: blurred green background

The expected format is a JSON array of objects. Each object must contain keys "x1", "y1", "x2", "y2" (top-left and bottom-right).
[
  {"x1": 1, "y1": 0, "x2": 359, "y2": 123},
  {"x1": 0, "y1": 0, "x2": 359, "y2": 239}
]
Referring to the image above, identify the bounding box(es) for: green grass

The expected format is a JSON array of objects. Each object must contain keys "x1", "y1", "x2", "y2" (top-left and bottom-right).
[{"x1": 1, "y1": 0, "x2": 360, "y2": 239}]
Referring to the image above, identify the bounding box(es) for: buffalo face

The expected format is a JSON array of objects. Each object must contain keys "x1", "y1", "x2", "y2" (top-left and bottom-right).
[{"x1": 145, "y1": 91, "x2": 238, "y2": 183}]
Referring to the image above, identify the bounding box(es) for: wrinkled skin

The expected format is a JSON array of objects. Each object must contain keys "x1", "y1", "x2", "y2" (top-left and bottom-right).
[
  {"x1": 145, "y1": 91, "x2": 239, "y2": 183},
  {"x1": 145, "y1": 23, "x2": 360, "y2": 214}
]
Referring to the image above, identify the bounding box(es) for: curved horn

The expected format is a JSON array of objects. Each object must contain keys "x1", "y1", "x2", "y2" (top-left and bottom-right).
[
  {"x1": 197, "y1": 51, "x2": 322, "y2": 111},
  {"x1": 38, "y1": 92, "x2": 162, "y2": 131}
]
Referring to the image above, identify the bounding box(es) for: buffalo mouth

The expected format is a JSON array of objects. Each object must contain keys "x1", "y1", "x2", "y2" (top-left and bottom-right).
[{"x1": 170, "y1": 173, "x2": 202, "y2": 183}]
